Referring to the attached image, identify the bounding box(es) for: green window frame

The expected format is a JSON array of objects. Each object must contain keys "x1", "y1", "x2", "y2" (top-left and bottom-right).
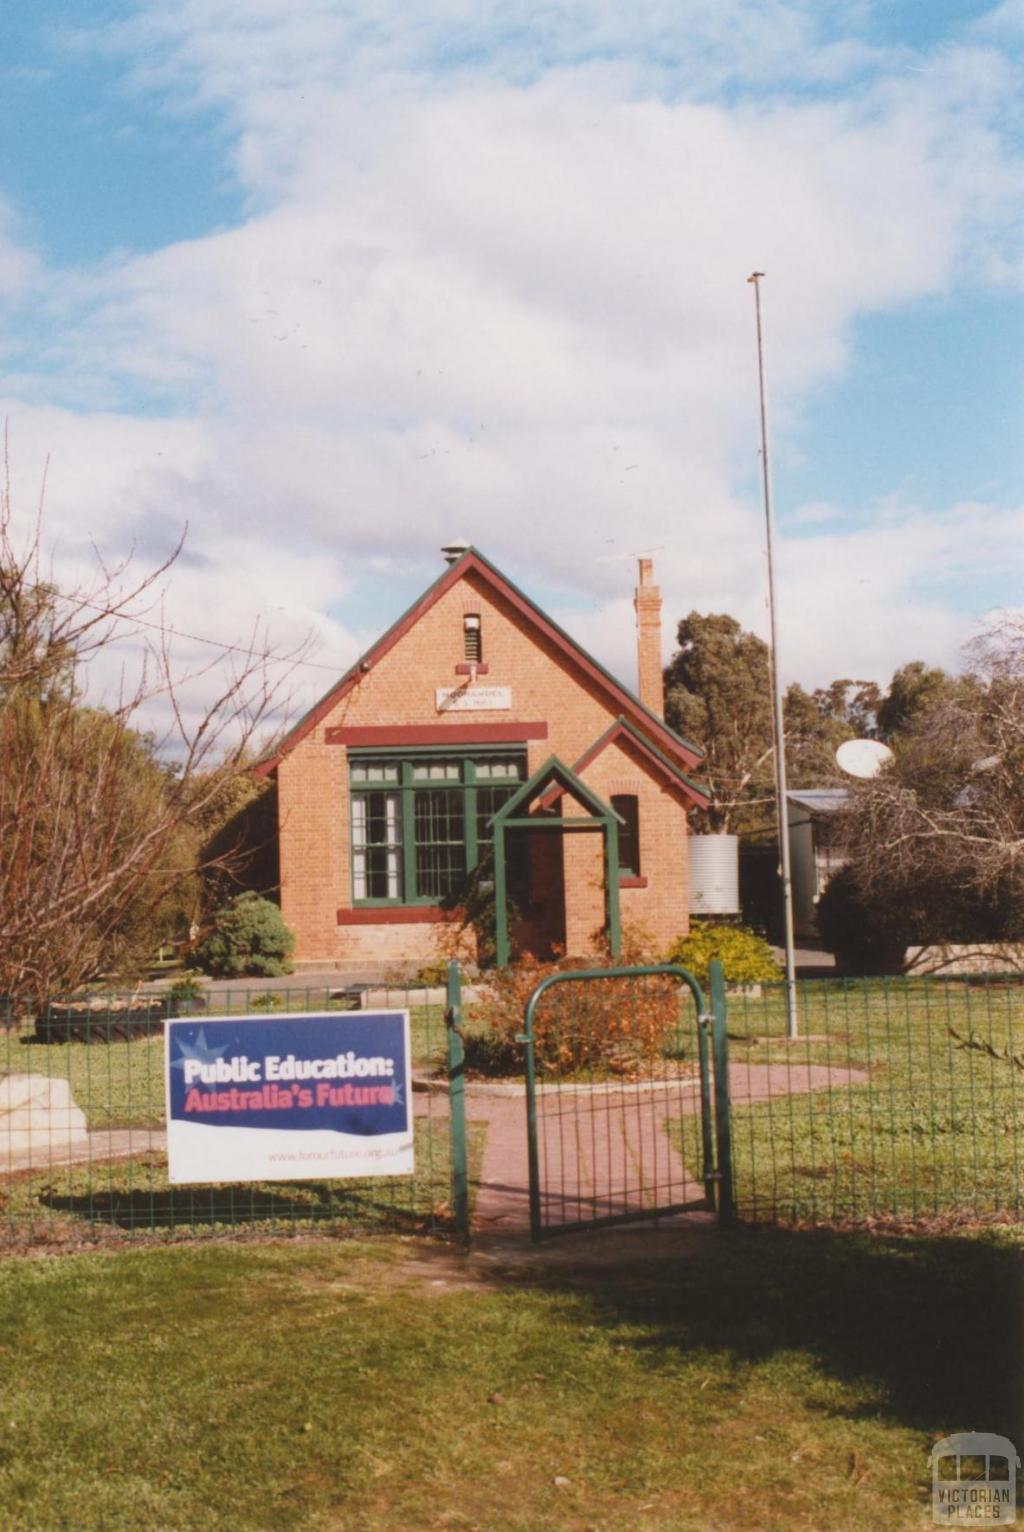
[{"x1": 349, "y1": 751, "x2": 526, "y2": 906}]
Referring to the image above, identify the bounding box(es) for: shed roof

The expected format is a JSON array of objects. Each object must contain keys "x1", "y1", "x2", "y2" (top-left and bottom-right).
[{"x1": 787, "y1": 788, "x2": 849, "y2": 814}]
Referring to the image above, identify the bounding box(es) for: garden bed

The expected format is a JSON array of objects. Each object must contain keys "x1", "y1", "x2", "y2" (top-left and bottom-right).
[{"x1": 34, "y1": 1000, "x2": 170, "y2": 1044}]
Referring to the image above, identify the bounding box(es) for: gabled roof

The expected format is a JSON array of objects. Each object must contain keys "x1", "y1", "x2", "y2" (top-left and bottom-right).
[
  {"x1": 256, "y1": 547, "x2": 704, "y2": 776},
  {"x1": 567, "y1": 716, "x2": 710, "y2": 811}
]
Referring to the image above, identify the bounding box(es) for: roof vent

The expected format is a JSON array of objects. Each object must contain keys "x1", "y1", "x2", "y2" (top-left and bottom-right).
[{"x1": 441, "y1": 539, "x2": 471, "y2": 566}]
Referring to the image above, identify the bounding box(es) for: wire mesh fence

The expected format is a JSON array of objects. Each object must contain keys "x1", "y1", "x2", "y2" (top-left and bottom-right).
[
  {"x1": 0, "y1": 982, "x2": 464, "y2": 1248},
  {"x1": 719, "y1": 973, "x2": 1024, "y2": 1226},
  {"x1": 4, "y1": 968, "x2": 1020, "y2": 1247}
]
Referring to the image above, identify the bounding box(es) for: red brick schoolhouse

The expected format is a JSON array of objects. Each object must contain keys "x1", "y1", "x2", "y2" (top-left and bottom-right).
[{"x1": 256, "y1": 545, "x2": 709, "y2": 969}]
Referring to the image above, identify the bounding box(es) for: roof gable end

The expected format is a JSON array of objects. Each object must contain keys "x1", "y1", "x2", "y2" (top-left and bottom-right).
[
  {"x1": 256, "y1": 548, "x2": 703, "y2": 776},
  {"x1": 540, "y1": 717, "x2": 710, "y2": 811}
]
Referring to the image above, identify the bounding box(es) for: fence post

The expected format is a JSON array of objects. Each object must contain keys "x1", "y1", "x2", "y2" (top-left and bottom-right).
[
  {"x1": 446, "y1": 960, "x2": 470, "y2": 1240},
  {"x1": 709, "y1": 960, "x2": 736, "y2": 1223},
  {"x1": 696, "y1": 1003, "x2": 716, "y2": 1206}
]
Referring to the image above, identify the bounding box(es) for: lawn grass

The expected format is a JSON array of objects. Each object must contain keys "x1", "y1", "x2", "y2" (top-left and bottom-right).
[
  {"x1": 8, "y1": 1031, "x2": 167, "y2": 1129},
  {"x1": 0, "y1": 1223, "x2": 1020, "y2": 1530},
  {"x1": 0, "y1": 1119, "x2": 486, "y2": 1248},
  {"x1": 717, "y1": 978, "x2": 1024, "y2": 1223}
]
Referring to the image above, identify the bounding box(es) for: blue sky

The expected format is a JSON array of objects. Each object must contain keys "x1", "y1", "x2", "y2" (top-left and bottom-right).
[
  {"x1": 1, "y1": 0, "x2": 1021, "y2": 726},
  {"x1": 3, "y1": 5, "x2": 234, "y2": 264}
]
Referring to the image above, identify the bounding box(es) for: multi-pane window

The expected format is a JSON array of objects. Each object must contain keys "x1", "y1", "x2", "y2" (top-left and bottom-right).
[
  {"x1": 475, "y1": 786, "x2": 508, "y2": 855},
  {"x1": 349, "y1": 752, "x2": 524, "y2": 905},
  {"x1": 352, "y1": 792, "x2": 402, "y2": 899}
]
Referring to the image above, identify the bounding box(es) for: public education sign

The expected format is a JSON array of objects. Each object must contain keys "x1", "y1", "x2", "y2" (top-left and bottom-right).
[{"x1": 165, "y1": 1012, "x2": 413, "y2": 1185}]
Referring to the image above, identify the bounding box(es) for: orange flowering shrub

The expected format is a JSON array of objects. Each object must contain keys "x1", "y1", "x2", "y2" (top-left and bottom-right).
[{"x1": 476, "y1": 932, "x2": 683, "y2": 1077}]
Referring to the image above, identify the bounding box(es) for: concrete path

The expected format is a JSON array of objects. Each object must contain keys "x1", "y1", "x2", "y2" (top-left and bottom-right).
[
  {"x1": 2, "y1": 1127, "x2": 166, "y2": 1177},
  {"x1": 459, "y1": 1060, "x2": 868, "y2": 1235}
]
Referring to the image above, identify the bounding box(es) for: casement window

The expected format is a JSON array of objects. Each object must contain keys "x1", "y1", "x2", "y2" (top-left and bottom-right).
[
  {"x1": 350, "y1": 752, "x2": 525, "y2": 905},
  {"x1": 611, "y1": 793, "x2": 641, "y2": 878}
]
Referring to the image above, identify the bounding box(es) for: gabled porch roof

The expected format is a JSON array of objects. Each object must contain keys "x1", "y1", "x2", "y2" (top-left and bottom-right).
[
  {"x1": 488, "y1": 755, "x2": 623, "y2": 967},
  {"x1": 490, "y1": 754, "x2": 624, "y2": 830}
]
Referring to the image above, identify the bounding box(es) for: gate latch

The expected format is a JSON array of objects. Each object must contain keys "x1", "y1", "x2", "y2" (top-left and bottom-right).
[{"x1": 445, "y1": 1008, "x2": 465, "y2": 1040}]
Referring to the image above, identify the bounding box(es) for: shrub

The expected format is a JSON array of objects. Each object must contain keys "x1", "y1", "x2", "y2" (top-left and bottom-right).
[
  {"x1": 168, "y1": 970, "x2": 204, "y2": 1005},
  {"x1": 816, "y1": 862, "x2": 1024, "y2": 978},
  {"x1": 195, "y1": 893, "x2": 295, "y2": 978},
  {"x1": 167, "y1": 970, "x2": 206, "y2": 1015},
  {"x1": 665, "y1": 923, "x2": 780, "y2": 991},
  {"x1": 249, "y1": 991, "x2": 284, "y2": 1010},
  {"x1": 462, "y1": 1027, "x2": 522, "y2": 1078},
  {"x1": 413, "y1": 959, "x2": 450, "y2": 989},
  {"x1": 815, "y1": 868, "x2": 908, "y2": 977},
  {"x1": 474, "y1": 932, "x2": 680, "y2": 1078}
]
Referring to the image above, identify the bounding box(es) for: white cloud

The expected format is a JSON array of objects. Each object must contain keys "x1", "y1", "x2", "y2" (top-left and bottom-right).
[
  {"x1": 109, "y1": 1, "x2": 881, "y2": 110},
  {"x1": 772, "y1": 501, "x2": 1024, "y2": 687},
  {"x1": 2, "y1": 1, "x2": 1022, "y2": 733},
  {"x1": 0, "y1": 196, "x2": 38, "y2": 304}
]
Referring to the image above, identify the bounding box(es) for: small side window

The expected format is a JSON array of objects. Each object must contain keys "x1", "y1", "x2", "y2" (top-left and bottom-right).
[
  {"x1": 463, "y1": 613, "x2": 482, "y2": 662},
  {"x1": 611, "y1": 794, "x2": 640, "y2": 877}
]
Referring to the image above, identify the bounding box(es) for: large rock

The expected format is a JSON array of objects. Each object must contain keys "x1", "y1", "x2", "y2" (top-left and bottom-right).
[{"x1": 0, "y1": 1074, "x2": 90, "y2": 1160}]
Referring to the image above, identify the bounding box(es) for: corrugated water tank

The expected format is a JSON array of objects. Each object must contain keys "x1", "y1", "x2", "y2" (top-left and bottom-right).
[{"x1": 688, "y1": 833, "x2": 739, "y2": 915}]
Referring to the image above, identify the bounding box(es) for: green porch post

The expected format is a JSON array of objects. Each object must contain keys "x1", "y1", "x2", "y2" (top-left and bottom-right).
[
  {"x1": 493, "y1": 823, "x2": 510, "y2": 968},
  {"x1": 604, "y1": 819, "x2": 621, "y2": 958}
]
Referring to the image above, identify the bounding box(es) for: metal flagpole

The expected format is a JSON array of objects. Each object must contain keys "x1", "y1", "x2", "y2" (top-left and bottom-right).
[{"x1": 747, "y1": 272, "x2": 799, "y2": 1040}]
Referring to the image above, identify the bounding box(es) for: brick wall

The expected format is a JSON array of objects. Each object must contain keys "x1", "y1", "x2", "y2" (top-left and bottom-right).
[
  {"x1": 575, "y1": 733, "x2": 690, "y2": 953},
  {"x1": 276, "y1": 565, "x2": 692, "y2": 965}
]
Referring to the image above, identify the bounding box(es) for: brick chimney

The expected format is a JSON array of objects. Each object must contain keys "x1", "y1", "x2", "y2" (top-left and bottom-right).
[{"x1": 634, "y1": 558, "x2": 664, "y2": 718}]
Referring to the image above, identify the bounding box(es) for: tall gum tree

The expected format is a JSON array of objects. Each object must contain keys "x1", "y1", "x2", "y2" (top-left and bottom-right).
[{"x1": 663, "y1": 611, "x2": 874, "y2": 835}]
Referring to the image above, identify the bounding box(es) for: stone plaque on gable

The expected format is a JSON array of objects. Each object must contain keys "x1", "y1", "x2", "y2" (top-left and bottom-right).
[{"x1": 435, "y1": 685, "x2": 511, "y2": 712}]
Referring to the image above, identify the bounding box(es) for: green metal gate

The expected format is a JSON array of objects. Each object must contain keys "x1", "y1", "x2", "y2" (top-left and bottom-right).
[{"x1": 520, "y1": 960, "x2": 734, "y2": 1241}]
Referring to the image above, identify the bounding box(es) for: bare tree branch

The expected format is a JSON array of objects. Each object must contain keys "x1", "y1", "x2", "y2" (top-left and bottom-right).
[{"x1": 0, "y1": 437, "x2": 307, "y2": 1003}]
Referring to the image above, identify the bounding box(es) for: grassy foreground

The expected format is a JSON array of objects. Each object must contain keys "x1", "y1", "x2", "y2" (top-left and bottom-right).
[
  {"x1": 1, "y1": 1223, "x2": 1021, "y2": 1531},
  {"x1": 2, "y1": 1120, "x2": 474, "y2": 1245}
]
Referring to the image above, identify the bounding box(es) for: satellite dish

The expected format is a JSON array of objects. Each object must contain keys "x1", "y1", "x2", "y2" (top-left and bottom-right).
[{"x1": 836, "y1": 738, "x2": 894, "y2": 779}]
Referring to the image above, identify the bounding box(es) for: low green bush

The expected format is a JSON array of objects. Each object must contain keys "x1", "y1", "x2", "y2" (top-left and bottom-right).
[
  {"x1": 412, "y1": 959, "x2": 449, "y2": 989},
  {"x1": 167, "y1": 971, "x2": 204, "y2": 1005},
  {"x1": 666, "y1": 923, "x2": 780, "y2": 990},
  {"x1": 195, "y1": 893, "x2": 295, "y2": 978},
  {"x1": 461, "y1": 1027, "x2": 522, "y2": 1078},
  {"x1": 249, "y1": 991, "x2": 284, "y2": 1011}
]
